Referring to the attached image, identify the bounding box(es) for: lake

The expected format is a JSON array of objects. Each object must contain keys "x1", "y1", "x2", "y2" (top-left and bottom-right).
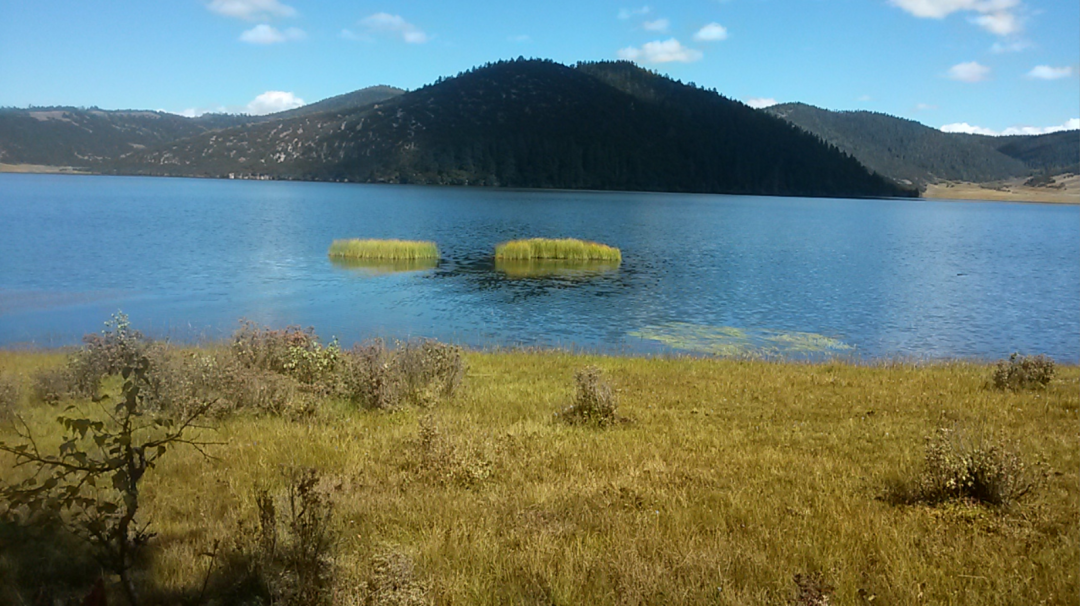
[{"x1": 1, "y1": 173, "x2": 1077, "y2": 361}]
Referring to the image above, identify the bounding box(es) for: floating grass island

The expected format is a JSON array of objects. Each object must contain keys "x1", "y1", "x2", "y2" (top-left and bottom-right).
[
  {"x1": 495, "y1": 258, "x2": 621, "y2": 279},
  {"x1": 328, "y1": 239, "x2": 439, "y2": 261},
  {"x1": 494, "y1": 238, "x2": 622, "y2": 262}
]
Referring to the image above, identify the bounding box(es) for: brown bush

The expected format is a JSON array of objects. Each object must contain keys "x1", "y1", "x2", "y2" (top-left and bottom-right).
[
  {"x1": 30, "y1": 365, "x2": 78, "y2": 405},
  {"x1": 339, "y1": 339, "x2": 465, "y2": 410},
  {"x1": 992, "y1": 353, "x2": 1055, "y2": 390},
  {"x1": 232, "y1": 321, "x2": 340, "y2": 387}
]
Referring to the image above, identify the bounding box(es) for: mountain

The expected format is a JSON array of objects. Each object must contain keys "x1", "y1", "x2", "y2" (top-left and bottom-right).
[
  {"x1": 0, "y1": 107, "x2": 252, "y2": 166},
  {"x1": 269, "y1": 85, "x2": 403, "y2": 120},
  {"x1": 0, "y1": 85, "x2": 404, "y2": 168},
  {"x1": 765, "y1": 103, "x2": 1078, "y2": 187},
  {"x1": 105, "y1": 59, "x2": 911, "y2": 198}
]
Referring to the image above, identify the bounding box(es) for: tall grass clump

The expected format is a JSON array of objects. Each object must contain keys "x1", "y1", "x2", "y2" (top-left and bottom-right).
[
  {"x1": 992, "y1": 353, "x2": 1055, "y2": 390},
  {"x1": 328, "y1": 239, "x2": 439, "y2": 261},
  {"x1": 0, "y1": 373, "x2": 19, "y2": 423},
  {"x1": 494, "y1": 238, "x2": 621, "y2": 262}
]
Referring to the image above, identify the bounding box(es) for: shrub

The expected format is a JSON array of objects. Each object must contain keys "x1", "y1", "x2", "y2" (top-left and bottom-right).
[
  {"x1": 341, "y1": 340, "x2": 401, "y2": 410},
  {"x1": 0, "y1": 373, "x2": 19, "y2": 422},
  {"x1": 68, "y1": 312, "x2": 151, "y2": 399},
  {"x1": 396, "y1": 340, "x2": 466, "y2": 406},
  {"x1": 891, "y1": 427, "x2": 1036, "y2": 507},
  {"x1": 30, "y1": 365, "x2": 78, "y2": 405},
  {"x1": 218, "y1": 468, "x2": 338, "y2": 606},
  {"x1": 992, "y1": 353, "x2": 1055, "y2": 390},
  {"x1": 232, "y1": 321, "x2": 339, "y2": 387},
  {"x1": 557, "y1": 366, "x2": 620, "y2": 426},
  {"x1": 339, "y1": 339, "x2": 465, "y2": 410},
  {"x1": 409, "y1": 416, "x2": 492, "y2": 488}
]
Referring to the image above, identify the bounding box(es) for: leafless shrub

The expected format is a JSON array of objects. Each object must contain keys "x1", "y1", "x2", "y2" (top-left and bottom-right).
[
  {"x1": 408, "y1": 416, "x2": 492, "y2": 488},
  {"x1": 557, "y1": 366, "x2": 620, "y2": 426},
  {"x1": 339, "y1": 339, "x2": 466, "y2": 410},
  {"x1": 992, "y1": 353, "x2": 1055, "y2": 390}
]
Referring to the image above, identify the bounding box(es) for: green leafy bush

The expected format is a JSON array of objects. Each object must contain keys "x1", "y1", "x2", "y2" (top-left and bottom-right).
[
  {"x1": 232, "y1": 322, "x2": 340, "y2": 387},
  {"x1": 890, "y1": 427, "x2": 1036, "y2": 507},
  {"x1": 992, "y1": 353, "x2": 1055, "y2": 390}
]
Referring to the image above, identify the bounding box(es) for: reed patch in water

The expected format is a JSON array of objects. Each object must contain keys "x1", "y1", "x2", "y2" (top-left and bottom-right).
[
  {"x1": 495, "y1": 258, "x2": 620, "y2": 279},
  {"x1": 328, "y1": 239, "x2": 439, "y2": 261},
  {"x1": 330, "y1": 257, "x2": 439, "y2": 275},
  {"x1": 494, "y1": 238, "x2": 621, "y2": 262}
]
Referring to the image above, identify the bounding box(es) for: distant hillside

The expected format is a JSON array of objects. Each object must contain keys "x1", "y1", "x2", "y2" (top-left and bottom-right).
[
  {"x1": 270, "y1": 85, "x2": 404, "y2": 120},
  {"x1": 0, "y1": 86, "x2": 403, "y2": 168},
  {"x1": 765, "y1": 103, "x2": 1078, "y2": 187},
  {"x1": 0, "y1": 108, "x2": 252, "y2": 166},
  {"x1": 108, "y1": 59, "x2": 912, "y2": 198},
  {"x1": 989, "y1": 130, "x2": 1079, "y2": 175}
]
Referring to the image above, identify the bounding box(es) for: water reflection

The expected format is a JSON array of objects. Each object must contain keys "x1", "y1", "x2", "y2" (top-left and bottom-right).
[
  {"x1": 494, "y1": 258, "x2": 621, "y2": 279},
  {"x1": 329, "y1": 257, "x2": 439, "y2": 276}
]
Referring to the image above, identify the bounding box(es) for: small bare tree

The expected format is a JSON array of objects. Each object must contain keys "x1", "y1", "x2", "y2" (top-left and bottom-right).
[{"x1": 0, "y1": 354, "x2": 215, "y2": 605}]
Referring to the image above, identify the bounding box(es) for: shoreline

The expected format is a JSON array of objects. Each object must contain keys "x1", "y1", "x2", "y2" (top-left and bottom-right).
[{"x1": 9, "y1": 165, "x2": 1076, "y2": 205}]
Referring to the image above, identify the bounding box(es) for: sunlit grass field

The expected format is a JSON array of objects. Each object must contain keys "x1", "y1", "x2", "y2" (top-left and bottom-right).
[
  {"x1": 494, "y1": 238, "x2": 622, "y2": 262},
  {"x1": 1, "y1": 348, "x2": 1077, "y2": 605},
  {"x1": 327, "y1": 239, "x2": 440, "y2": 260}
]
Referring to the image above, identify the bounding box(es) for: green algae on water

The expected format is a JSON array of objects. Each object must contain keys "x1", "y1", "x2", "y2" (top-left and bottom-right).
[{"x1": 629, "y1": 322, "x2": 853, "y2": 358}]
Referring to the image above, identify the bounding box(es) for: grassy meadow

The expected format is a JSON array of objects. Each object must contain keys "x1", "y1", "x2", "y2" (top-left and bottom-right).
[
  {"x1": 494, "y1": 238, "x2": 622, "y2": 262},
  {"x1": 0, "y1": 339, "x2": 1077, "y2": 605},
  {"x1": 328, "y1": 239, "x2": 440, "y2": 260}
]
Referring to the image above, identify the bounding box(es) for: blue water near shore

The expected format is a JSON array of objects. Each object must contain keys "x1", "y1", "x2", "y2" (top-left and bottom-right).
[{"x1": 1, "y1": 173, "x2": 1077, "y2": 361}]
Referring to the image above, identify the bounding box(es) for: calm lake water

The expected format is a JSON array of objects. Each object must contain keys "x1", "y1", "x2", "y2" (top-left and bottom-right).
[{"x1": 1, "y1": 173, "x2": 1077, "y2": 361}]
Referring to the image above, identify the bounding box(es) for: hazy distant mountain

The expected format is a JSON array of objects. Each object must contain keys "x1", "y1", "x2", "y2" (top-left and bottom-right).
[
  {"x1": 0, "y1": 85, "x2": 404, "y2": 168},
  {"x1": 765, "y1": 102, "x2": 1077, "y2": 187},
  {"x1": 106, "y1": 59, "x2": 912, "y2": 198}
]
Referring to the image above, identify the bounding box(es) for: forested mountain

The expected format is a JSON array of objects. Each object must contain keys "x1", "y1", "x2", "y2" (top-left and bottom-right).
[
  {"x1": 0, "y1": 85, "x2": 403, "y2": 167},
  {"x1": 765, "y1": 103, "x2": 1077, "y2": 186},
  {"x1": 270, "y1": 85, "x2": 403, "y2": 120},
  {"x1": 106, "y1": 59, "x2": 911, "y2": 198}
]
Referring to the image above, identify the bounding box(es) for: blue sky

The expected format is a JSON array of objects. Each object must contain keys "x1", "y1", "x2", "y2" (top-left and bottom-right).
[{"x1": 1, "y1": 0, "x2": 1076, "y2": 135}]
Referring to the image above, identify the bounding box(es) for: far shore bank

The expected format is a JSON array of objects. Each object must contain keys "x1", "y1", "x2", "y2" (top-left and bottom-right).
[{"x1": 5, "y1": 165, "x2": 1079, "y2": 204}]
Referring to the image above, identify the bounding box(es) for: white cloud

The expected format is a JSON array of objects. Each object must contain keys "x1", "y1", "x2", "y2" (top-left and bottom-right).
[
  {"x1": 207, "y1": 0, "x2": 296, "y2": 20},
  {"x1": 618, "y1": 38, "x2": 702, "y2": 64},
  {"x1": 890, "y1": 0, "x2": 1024, "y2": 36},
  {"x1": 246, "y1": 91, "x2": 305, "y2": 115},
  {"x1": 643, "y1": 18, "x2": 670, "y2": 32},
  {"x1": 946, "y1": 61, "x2": 990, "y2": 82},
  {"x1": 239, "y1": 24, "x2": 306, "y2": 44},
  {"x1": 508, "y1": 34, "x2": 532, "y2": 43},
  {"x1": 745, "y1": 97, "x2": 778, "y2": 109},
  {"x1": 618, "y1": 6, "x2": 650, "y2": 19},
  {"x1": 693, "y1": 23, "x2": 728, "y2": 41},
  {"x1": 171, "y1": 105, "x2": 228, "y2": 118},
  {"x1": 1027, "y1": 65, "x2": 1073, "y2": 80},
  {"x1": 941, "y1": 118, "x2": 1080, "y2": 136},
  {"x1": 360, "y1": 13, "x2": 429, "y2": 44},
  {"x1": 970, "y1": 11, "x2": 1020, "y2": 35},
  {"x1": 990, "y1": 39, "x2": 1030, "y2": 53}
]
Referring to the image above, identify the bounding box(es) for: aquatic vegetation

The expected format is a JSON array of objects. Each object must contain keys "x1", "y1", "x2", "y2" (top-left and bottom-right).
[
  {"x1": 628, "y1": 322, "x2": 853, "y2": 358},
  {"x1": 494, "y1": 258, "x2": 620, "y2": 279},
  {"x1": 330, "y1": 256, "x2": 439, "y2": 275},
  {"x1": 327, "y1": 239, "x2": 439, "y2": 261},
  {"x1": 494, "y1": 238, "x2": 622, "y2": 262}
]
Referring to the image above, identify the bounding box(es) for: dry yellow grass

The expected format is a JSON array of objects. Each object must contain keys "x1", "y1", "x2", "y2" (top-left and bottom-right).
[
  {"x1": 1, "y1": 349, "x2": 1077, "y2": 604},
  {"x1": 924, "y1": 176, "x2": 1080, "y2": 204}
]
